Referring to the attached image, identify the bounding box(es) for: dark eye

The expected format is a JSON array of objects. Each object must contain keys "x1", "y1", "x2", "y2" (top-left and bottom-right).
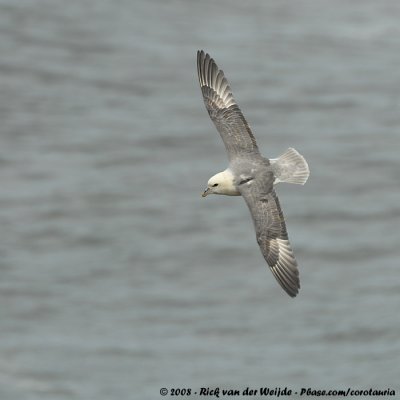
[{"x1": 212, "y1": 183, "x2": 218, "y2": 187}]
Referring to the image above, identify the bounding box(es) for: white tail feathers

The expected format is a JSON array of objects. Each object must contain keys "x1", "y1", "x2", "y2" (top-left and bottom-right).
[{"x1": 270, "y1": 148, "x2": 310, "y2": 185}]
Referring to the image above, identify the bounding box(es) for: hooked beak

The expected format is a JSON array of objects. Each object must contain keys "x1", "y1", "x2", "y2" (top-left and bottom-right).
[{"x1": 202, "y1": 188, "x2": 211, "y2": 197}]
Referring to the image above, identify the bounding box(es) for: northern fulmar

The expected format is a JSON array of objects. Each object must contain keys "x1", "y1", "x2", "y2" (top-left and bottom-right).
[{"x1": 197, "y1": 50, "x2": 309, "y2": 297}]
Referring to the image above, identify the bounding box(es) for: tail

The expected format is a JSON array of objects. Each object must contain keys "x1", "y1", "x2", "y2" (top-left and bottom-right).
[{"x1": 270, "y1": 148, "x2": 310, "y2": 185}]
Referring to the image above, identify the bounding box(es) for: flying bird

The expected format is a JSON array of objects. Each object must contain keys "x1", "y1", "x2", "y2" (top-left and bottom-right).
[{"x1": 197, "y1": 50, "x2": 309, "y2": 297}]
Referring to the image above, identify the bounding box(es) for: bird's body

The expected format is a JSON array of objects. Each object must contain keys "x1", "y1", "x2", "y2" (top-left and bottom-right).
[{"x1": 197, "y1": 50, "x2": 309, "y2": 297}]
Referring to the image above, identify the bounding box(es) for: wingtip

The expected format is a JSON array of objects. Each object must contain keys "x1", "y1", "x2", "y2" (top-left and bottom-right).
[
  {"x1": 197, "y1": 49, "x2": 206, "y2": 60},
  {"x1": 197, "y1": 50, "x2": 214, "y2": 66},
  {"x1": 275, "y1": 270, "x2": 300, "y2": 298}
]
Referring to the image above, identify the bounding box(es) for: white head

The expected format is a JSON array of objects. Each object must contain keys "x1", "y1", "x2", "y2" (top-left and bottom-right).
[{"x1": 202, "y1": 169, "x2": 240, "y2": 197}]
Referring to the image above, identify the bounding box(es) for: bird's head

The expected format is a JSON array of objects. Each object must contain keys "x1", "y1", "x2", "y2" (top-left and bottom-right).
[
  {"x1": 202, "y1": 170, "x2": 239, "y2": 197},
  {"x1": 202, "y1": 174, "x2": 222, "y2": 197}
]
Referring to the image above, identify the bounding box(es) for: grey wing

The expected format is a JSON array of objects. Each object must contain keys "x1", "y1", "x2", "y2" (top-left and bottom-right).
[
  {"x1": 239, "y1": 177, "x2": 300, "y2": 297},
  {"x1": 197, "y1": 50, "x2": 260, "y2": 160}
]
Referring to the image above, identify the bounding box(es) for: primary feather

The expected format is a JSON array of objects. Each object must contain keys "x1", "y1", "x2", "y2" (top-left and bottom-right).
[{"x1": 197, "y1": 50, "x2": 259, "y2": 160}]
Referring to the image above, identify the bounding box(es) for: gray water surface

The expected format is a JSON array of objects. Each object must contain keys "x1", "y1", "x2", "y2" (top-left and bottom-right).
[{"x1": 1, "y1": 1, "x2": 400, "y2": 399}]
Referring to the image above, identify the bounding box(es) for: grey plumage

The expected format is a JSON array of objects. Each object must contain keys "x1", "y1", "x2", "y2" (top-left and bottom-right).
[
  {"x1": 197, "y1": 50, "x2": 259, "y2": 160},
  {"x1": 197, "y1": 50, "x2": 308, "y2": 297}
]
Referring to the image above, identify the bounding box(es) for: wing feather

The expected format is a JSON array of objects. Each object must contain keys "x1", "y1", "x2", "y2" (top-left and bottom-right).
[
  {"x1": 239, "y1": 181, "x2": 300, "y2": 297},
  {"x1": 197, "y1": 50, "x2": 259, "y2": 160}
]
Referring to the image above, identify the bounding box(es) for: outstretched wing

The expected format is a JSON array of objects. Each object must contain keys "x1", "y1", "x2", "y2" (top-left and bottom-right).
[
  {"x1": 239, "y1": 174, "x2": 300, "y2": 297},
  {"x1": 197, "y1": 50, "x2": 260, "y2": 160}
]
